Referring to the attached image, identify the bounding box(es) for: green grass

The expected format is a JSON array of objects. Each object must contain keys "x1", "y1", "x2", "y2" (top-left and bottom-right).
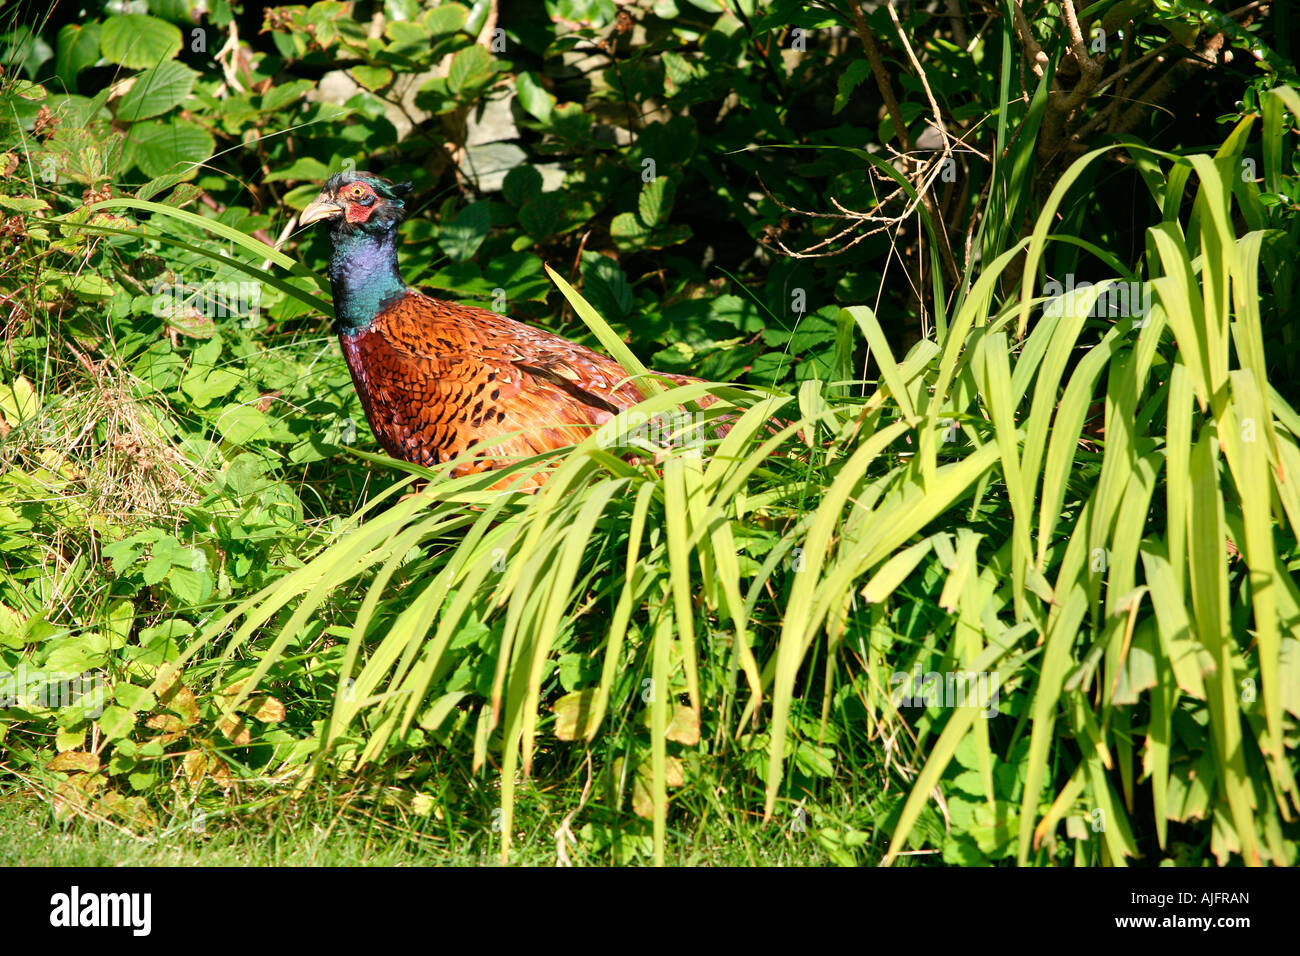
[{"x1": 0, "y1": 774, "x2": 886, "y2": 867}]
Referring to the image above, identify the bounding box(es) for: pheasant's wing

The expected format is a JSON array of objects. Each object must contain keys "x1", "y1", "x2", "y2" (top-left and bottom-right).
[{"x1": 357, "y1": 292, "x2": 647, "y2": 473}]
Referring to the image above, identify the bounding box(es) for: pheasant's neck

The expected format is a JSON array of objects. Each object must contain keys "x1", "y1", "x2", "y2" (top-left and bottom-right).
[{"x1": 328, "y1": 227, "x2": 407, "y2": 335}]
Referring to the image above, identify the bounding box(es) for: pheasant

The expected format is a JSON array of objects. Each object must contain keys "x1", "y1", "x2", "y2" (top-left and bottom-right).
[{"x1": 299, "y1": 171, "x2": 713, "y2": 487}]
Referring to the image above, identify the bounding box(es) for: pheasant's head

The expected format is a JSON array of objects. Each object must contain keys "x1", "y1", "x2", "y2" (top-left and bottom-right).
[{"x1": 300, "y1": 172, "x2": 412, "y2": 237}]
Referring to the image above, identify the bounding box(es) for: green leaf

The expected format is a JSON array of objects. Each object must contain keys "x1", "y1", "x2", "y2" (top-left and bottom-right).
[
  {"x1": 102, "y1": 536, "x2": 147, "y2": 576},
  {"x1": 878, "y1": 101, "x2": 924, "y2": 144},
  {"x1": 580, "y1": 252, "x2": 633, "y2": 321},
  {"x1": 447, "y1": 44, "x2": 494, "y2": 95},
  {"x1": 350, "y1": 65, "x2": 394, "y2": 91},
  {"x1": 96, "y1": 705, "x2": 136, "y2": 741},
  {"x1": 100, "y1": 15, "x2": 182, "y2": 69},
  {"x1": 116, "y1": 61, "x2": 199, "y2": 123},
  {"x1": 113, "y1": 683, "x2": 156, "y2": 713},
  {"x1": 261, "y1": 79, "x2": 316, "y2": 113},
  {"x1": 142, "y1": 551, "x2": 171, "y2": 586},
  {"x1": 503, "y1": 165, "x2": 543, "y2": 206},
  {"x1": 661, "y1": 50, "x2": 696, "y2": 90},
  {"x1": 834, "y1": 60, "x2": 871, "y2": 115},
  {"x1": 386, "y1": 20, "x2": 431, "y2": 48},
  {"x1": 126, "y1": 120, "x2": 215, "y2": 179},
  {"x1": 167, "y1": 567, "x2": 214, "y2": 603},
  {"x1": 182, "y1": 366, "x2": 242, "y2": 407},
  {"x1": 55, "y1": 23, "x2": 101, "y2": 87},
  {"x1": 0, "y1": 197, "x2": 51, "y2": 213},
  {"x1": 637, "y1": 176, "x2": 675, "y2": 227},
  {"x1": 45, "y1": 634, "x2": 110, "y2": 672},
  {"x1": 423, "y1": 2, "x2": 470, "y2": 34},
  {"x1": 437, "y1": 200, "x2": 491, "y2": 262},
  {"x1": 610, "y1": 212, "x2": 690, "y2": 251},
  {"x1": 64, "y1": 274, "x2": 114, "y2": 301},
  {"x1": 518, "y1": 191, "x2": 564, "y2": 238},
  {"x1": 215, "y1": 405, "x2": 273, "y2": 445},
  {"x1": 515, "y1": 71, "x2": 555, "y2": 122},
  {"x1": 264, "y1": 157, "x2": 333, "y2": 183}
]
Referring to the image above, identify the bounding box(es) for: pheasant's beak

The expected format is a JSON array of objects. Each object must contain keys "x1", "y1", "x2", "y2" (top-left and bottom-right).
[{"x1": 300, "y1": 196, "x2": 343, "y2": 226}]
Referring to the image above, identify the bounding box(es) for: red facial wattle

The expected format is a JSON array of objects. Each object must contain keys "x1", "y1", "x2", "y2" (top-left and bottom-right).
[{"x1": 344, "y1": 197, "x2": 377, "y2": 224}]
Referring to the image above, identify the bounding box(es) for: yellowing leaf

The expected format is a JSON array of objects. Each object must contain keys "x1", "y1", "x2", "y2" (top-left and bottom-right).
[
  {"x1": 552, "y1": 689, "x2": 600, "y2": 740},
  {"x1": 245, "y1": 694, "x2": 285, "y2": 723},
  {"x1": 217, "y1": 713, "x2": 250, "y2": 745},
  {"x1": 665, "y1": 704, "x2": 700, "y2": 745},
  {"x1": 48, "y1": 751, "x2": 100, "y2": 773},
  {"x1": 158, "y1": 676, "x2": 199, "y2": 726},
  {"x1": 0, "y1": 376, "x2": 39, "y2": 427}
]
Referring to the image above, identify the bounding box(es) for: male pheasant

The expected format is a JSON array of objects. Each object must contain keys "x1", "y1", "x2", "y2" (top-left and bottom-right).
[{"x1": 300, "y1": 171, "x2": 710, "y2": 486}]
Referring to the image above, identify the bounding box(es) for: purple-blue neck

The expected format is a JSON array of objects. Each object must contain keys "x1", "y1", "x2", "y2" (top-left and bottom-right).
[{"x1": 328, "y1": 225, "x2": 408, "y2": 335}]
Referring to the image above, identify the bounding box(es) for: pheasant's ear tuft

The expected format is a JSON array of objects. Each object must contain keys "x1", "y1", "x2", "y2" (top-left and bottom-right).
[{"x1": 392, "y1": 181, "x2": 414, "y2": 198}]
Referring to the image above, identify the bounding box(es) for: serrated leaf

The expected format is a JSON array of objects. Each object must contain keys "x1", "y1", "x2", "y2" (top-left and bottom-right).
[
  {"x1": 265, "y1": 157, "x2": 332, "y2": 183},
  {"x1": 116, "y1": 61, "x2": 198, "y2": 122},
  {"x1": 518, "y1": 191, "x2": 564, "y2": 237},
  {"x1": 637, "y1": 176, "x2": 675, "y2": 227},
  {"x1": 113, "y1": 683, "x2": 156, "y2": 713},
  {"x1": 216, "y1": 713, "x2": 251, "y2": 744},
  {"x1": 166, "y1": 567, "x2": 213, "y2": 603},
  {"x1": 54, "y1": 726, "x2": 85, "y2": 753},
  {"x1": 610, "y1": 211, "x2": 649, "y2": 244},
  {"x1": 145, "y1": 713, "x2": 185, "y2": 733},
  {"x1": 181, "y1": 366, "x2": 242, "y2": 406},
  {"x1": 100, "y1": 15, "x2": 182, "y2": 69},
  {"x1": 215, "y1": 404, "x2": 272, "y2": 445},
  {"x1": 0, "y1": 196, "x2": 51, "y2": 213},
  {"x1": 611, "y1": 214, "x2": 690, "y2": 251},
  {"x1": 65, "y1": 274, "x2": 114, "y2": 300},
  {"x1": 661, "y1": 50, "x2": 696, "y2": 90},
  {"x1": 96, "y1": 705, "x2": 135, "y2": 740},
  {"x1": 834, "y1": 59, "x2": 871, "y2": 114},
  {"x1": 126, "y1": 120, "x2": 214, "y2": 179},
  {"x1": 423, "y1": 2, "x2": 469, "y2": 34},
  {"x1": 260, "y1": 79, "x2": 315, "y2": 112},
  {"x1": 386, "y1": 20, "x2": 430, "y2": 46},
  {"x1": 0, "y1": 375, "x2": 39, "y2": 426},
  {"x1": 447, "y1": 44, "x2": 494, "y2": 95},
  {"x1": 45, "y1": 634, "x2": 109, "y2": 672},
  {"x1": 503, "y1": 165, "x2": 543, "y2": 207},
  {"x1": 142, "y1": 552, "x2": 170, "y2": 586},
  {"x1": 437, "y1": 200, "x2": 491, "y2": 262}
]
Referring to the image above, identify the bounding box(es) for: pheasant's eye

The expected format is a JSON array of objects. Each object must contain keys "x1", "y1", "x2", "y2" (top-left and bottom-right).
[{"x1": 348, "y1": 184, "x2": 367, "y2": 200}]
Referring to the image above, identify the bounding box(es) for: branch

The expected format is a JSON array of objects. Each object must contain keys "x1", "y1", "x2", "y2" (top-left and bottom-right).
[
  {"x1": 845, "y1": 0, "x2": 913, "y2": 154},
  {"x1": 1010, "y1": 1, "x2": 1051, "y2": 80}
]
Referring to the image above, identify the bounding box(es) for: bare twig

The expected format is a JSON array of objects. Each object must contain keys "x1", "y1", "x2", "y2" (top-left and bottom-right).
[{"x1": 555, "y1": 751, "x2": 594, "y2": 867}]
